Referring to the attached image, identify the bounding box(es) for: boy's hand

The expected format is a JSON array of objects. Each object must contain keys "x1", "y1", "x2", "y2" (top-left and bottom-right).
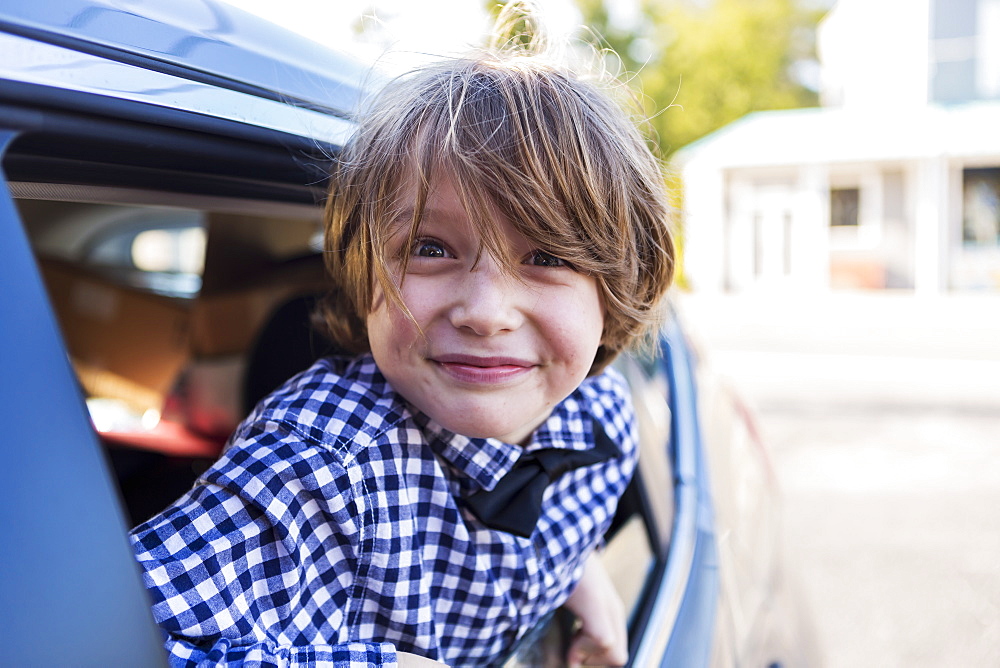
[
  {"x1": 397, "y1": 651, "x2": 449, "y2": 667},
  {"x1": 563, "y1": 554, "x2": 628, "y2": 667}
]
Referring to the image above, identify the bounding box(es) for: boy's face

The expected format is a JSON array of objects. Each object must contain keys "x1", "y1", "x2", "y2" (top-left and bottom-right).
[{"x1": 366, "y1": 175, "x2": 605, "y2": 445}]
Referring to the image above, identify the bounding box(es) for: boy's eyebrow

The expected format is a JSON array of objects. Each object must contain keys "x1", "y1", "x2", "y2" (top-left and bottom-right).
[{"x1": 385, "y1": 209, "x2": 419, "y2": 234}]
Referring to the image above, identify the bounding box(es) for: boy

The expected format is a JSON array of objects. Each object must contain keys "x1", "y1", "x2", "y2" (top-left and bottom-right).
[{"x1": 131, "y1": 42, "x2": 674, "y2": 668}]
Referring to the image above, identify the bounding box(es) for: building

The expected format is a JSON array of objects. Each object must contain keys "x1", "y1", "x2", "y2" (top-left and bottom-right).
[{"x1": 680, "y1": 0, "x2": 1000, "y2": 294}]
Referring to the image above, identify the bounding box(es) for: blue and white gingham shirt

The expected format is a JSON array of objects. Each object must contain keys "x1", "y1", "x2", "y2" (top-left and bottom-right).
[{"x1": 130, "y1": 353, "x2": 638, "y2": 667}]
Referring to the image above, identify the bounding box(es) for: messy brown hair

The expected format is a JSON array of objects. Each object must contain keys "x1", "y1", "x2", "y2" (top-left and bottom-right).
[{"x1": 321, "y1": 45, "x2": 674, "y2": 374}]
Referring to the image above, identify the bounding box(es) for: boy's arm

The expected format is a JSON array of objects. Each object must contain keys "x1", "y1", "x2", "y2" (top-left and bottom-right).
[
  {"x1": 132, "y1": 481, "x2": 402, "y2": 668},
  {"x1": 563, "y1": 553, "x2": 628, "y2": 668},
  {"x1": 129, "y1": 437, "x2": 404, "y2": 668},
  {"x1": 133, "y1": 482, "x2": 449, "y2": 668}
]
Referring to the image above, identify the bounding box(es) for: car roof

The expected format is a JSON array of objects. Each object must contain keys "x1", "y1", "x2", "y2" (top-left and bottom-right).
[{"x1": 0, "y1": 0, "x2": 374, "y2": 121}]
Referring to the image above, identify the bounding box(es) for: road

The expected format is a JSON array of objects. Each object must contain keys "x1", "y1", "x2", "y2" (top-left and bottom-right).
[{"x1": 677, "y1": 291, "x2": 1000, "y2": 668}]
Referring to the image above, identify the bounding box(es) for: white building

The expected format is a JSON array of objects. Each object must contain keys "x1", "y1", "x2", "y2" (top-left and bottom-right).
[{"x1": 680, "y1": 0, "x2": 1000, "y2": 293}]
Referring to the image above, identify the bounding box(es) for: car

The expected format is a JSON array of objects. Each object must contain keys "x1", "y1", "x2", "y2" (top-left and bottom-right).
[{"x1": 0, "y1": 1, "x2": 819, "y2": 666}]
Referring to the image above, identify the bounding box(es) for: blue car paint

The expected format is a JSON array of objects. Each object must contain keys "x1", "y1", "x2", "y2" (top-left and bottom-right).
[
  {"x1": 661, "y1": 318, "x2": 721, "y2": 668},
  {"x1": 0, "y1": 0, "x2": 371, "y2": 116}
]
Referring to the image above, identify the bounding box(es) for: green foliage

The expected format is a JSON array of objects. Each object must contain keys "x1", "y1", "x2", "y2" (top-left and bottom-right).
[
  {"x1": 483, "y1": 1, "x2": 548, "y2": 52},
  {"x1": 576, "y1": 0, "x2": 823, "y2": 157}
]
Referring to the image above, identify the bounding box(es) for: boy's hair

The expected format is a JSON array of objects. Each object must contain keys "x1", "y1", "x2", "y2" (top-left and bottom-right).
[{"x1": 320, "y1": 48, "x2": 675, "y2": 374}]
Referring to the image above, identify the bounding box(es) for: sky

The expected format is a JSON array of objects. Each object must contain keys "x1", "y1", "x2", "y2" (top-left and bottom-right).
[{"x1": 221, "y1": 0, "x2": 582, "y2": 69}]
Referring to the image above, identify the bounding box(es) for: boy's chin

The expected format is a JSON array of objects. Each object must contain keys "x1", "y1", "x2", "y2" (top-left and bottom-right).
[{"x1": 431, "y1": 411, "x2": 543, "y2": 446}]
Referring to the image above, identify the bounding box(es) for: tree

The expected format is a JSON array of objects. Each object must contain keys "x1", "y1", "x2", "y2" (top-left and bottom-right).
[{"x1": 576, "y1": 0, "x2": 823, "y2": 157}]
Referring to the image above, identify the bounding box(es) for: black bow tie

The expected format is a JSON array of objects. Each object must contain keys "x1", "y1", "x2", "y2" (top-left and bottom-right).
[{"x1": 463, "y1": 421, "x2": 620, "y2": 538}]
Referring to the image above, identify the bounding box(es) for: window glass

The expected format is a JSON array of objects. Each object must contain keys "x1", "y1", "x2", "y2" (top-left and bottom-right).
[
  {"x1": 15, "y1": 190, "x2": 326, "y2": 516},
  {"x1": 18, "y1": 200, "x2": 207, "y2": 298},
  {"x1": 830, "y1": 187, "x2": 860, "y2": 227},
  {"x1": 963, "y1": 167, "x2": 1000, "y2": 246},
  {"x1": 601, "y1": 514, "x2": 655, "y2": 620}
]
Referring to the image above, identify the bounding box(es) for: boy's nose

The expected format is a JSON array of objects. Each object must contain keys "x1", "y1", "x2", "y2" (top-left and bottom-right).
[{"x1": 449, "y1": 261, "x2": 524, "y2": 336}]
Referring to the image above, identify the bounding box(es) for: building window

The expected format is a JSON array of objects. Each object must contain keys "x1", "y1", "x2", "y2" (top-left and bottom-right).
[
  {"x1": 963, "y1": 168, "x2": 1000, "y2": 245},
  {"x1": 830, "y1": 188, "x2": 860, "y2": 227}
]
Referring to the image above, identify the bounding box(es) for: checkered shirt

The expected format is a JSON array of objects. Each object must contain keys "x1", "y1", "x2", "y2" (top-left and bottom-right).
[{"x1": 130, "y1": 353, "x2": 638, "y2": 667}]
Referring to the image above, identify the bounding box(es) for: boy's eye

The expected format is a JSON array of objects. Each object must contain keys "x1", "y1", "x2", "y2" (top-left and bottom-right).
[
  {"x1": 526, "y1": 250, "x2": 568, "y2": 268},
  {"x1": 412, "y1": 239, "x2": 449, "y2": 258}
]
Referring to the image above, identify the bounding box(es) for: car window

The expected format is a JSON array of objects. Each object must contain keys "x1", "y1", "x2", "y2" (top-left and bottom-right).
[
  {"x1": 5, "y1": 97, "x2": 677, "y2": 664},
  {"x1": 13, "y1": 187, "x2": 328, "y2": 522},
  {"x1": 19, "y1": 199, "x2": 206, "y2": 297}
]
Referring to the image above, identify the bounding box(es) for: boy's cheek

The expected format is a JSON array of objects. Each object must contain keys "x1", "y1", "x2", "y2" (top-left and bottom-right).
[
  {"x1": 367, "y1": 296, "x2": 422, "y2": 355},
  {"x1": 368, "y1": 281, "x2": 412, "y2": 324}
]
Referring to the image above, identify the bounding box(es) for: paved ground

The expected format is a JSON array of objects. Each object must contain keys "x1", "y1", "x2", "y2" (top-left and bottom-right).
[{"x1": 676, "y1": 291, "x2": 1000, "y2": 668}]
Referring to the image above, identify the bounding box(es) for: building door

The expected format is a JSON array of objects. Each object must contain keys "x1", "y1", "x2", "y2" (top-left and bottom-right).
[{"x1": 729, "y1": 185, "x2": 795, "y2": 290}]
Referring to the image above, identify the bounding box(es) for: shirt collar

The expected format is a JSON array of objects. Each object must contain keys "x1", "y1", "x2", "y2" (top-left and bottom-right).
[{"x1": 410, "y1": 384, "x2": 596, "y2": 493}]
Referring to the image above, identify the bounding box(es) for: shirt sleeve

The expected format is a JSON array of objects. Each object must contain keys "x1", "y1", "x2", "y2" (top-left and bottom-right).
[
  {"x1": 129, "y1": 421, "x2": 399, "y2": 668},
  {"x1": 162, "y1": 636, "x2": 397, "y2": 668}
]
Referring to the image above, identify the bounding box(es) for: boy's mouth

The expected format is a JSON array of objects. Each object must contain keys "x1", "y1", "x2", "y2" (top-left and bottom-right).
[{"x1": 430, "y1": 353, "x2": 536, "y2": 384}]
